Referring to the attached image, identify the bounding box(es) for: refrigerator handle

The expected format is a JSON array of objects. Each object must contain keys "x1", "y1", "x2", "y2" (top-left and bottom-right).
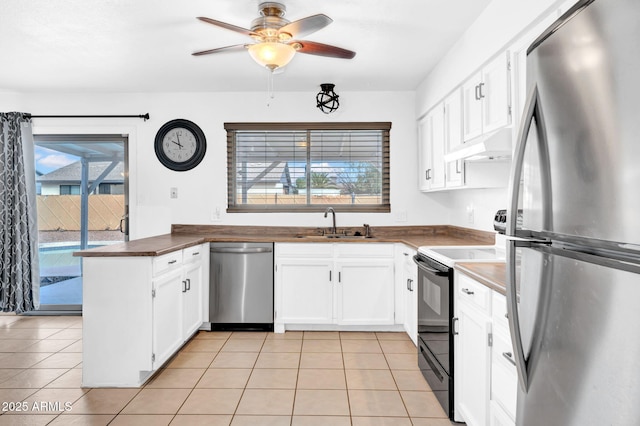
[
  {"x1": 506, "y1": 238, "x2": 529, "y2": 393},
  {"x1": 505, "y1": 85, "x2": 541, "y2": 394},
  {"x1": 507, "y1": 84, "x2": 538, "y2": 236}
]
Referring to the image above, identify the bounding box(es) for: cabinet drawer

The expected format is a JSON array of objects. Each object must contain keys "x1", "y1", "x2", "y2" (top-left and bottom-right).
[
  {"x1": 153, "y1": 250, "x2": 183, "y2": 277},
  {"x1": 335, "y1": 243, "x2": 394, "y2": 258},
  {"x1": 276, "y1": 243, "x2": 333, "y2": 258},
  {"x1": 491, "y1": 330, "x2": 517, "y2": 420},
  {"x1": 457, "y1": 272, "x2": 491, "y2": 315},
  {"x1": 183, "y1": 244, "x2": 205, "y2": 264}
]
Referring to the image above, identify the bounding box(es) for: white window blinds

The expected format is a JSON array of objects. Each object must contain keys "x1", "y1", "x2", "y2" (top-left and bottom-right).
[{"x1": 226, "y1": 123, "x2": 390, "y2": 212}]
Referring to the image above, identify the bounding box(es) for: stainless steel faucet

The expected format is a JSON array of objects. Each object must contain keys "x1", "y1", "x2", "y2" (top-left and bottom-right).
[{"x1": 324, "y1": 207, "x2": 337, "y2": 235}]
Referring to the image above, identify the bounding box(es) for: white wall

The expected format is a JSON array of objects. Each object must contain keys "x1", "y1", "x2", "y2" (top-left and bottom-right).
[
  {"x1": 2, "y1": 90, "x2": 450, "y2": 239},
  {"x1": 415, "y1": 0, "x2": 574, "y2": 231}
]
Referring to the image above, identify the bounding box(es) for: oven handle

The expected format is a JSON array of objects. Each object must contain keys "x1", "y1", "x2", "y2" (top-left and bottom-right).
[{"x1": 413, "y1": 255, "x2": 448, "y2": 276}]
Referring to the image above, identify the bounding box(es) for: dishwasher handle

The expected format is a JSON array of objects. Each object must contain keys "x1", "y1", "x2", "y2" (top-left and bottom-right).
[{"x1": 209, "y1": 247, "x2": 273, "y2": 254}]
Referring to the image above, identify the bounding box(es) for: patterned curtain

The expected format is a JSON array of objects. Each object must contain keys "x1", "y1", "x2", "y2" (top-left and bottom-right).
[{"x1": 0, "y1": 112, "x2": 39, "y2": 313}]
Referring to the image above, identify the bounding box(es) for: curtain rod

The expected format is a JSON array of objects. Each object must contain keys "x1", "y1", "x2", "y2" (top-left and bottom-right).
[{"x1": 23, "y1": 113, "x2": 150, "y2": 121}]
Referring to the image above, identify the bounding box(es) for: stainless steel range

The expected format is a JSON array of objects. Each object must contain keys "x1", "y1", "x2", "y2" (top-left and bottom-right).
[{"x1": 413, "y1": 243, "x2": 505, "y2": 421}]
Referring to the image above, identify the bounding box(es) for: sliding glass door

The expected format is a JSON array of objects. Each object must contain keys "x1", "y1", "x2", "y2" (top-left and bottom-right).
[{"x1": 34, "y1": 135, "x2": 128, "y2": 312}]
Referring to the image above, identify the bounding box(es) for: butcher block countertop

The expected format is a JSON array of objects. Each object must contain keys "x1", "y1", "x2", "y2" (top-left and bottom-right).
[
  {"x1": 74, "y1": 224, "x2": 496, "y2": 257},
  {"x1": 455, "y1": 262, "x2": 507, "y2": 295}
]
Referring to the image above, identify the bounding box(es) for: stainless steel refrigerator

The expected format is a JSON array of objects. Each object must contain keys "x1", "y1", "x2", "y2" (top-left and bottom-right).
[{"x1": 506, "y1": 0, "x2": 640, "y2": 424}]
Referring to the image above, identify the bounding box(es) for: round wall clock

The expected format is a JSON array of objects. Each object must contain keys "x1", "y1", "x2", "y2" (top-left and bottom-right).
[{"x1": 154, "y1": 119, "x2": 206, "y2": 171}]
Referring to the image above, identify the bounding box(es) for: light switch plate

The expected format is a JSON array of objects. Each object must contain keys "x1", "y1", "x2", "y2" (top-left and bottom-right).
[{"x1": 170, "y1": 187, "x2": 178, "y2": 199}]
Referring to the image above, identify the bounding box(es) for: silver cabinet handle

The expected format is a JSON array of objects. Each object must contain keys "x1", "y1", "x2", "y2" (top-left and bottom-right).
[
  {"x1": 461, "y1": 288, "x2": 474, "y2": 295},
  {"x1": 425, "y1": 169, "x2": 432, "y2": 181},
  {"x1": 182, "y1": 280, "x2": 187, "y2": 293},
  {"x1": 452, "y1": 317, "x2": 459, "y2": 335},
  {"x1": 168, "y1": 259, "x2": 177, "y2": 265},
  {"x1": 192, "y1": 252, "x2": 200, "y2": 256},
  {"x1": 408, "y1": 279, "x2": 413, "y2": 292},
  {"x1": 475, "y1": 84, "x2": 481, "y2": 100},
  {"x1": 186, "y1": 278, "x2": 191, "y2": 291},
  {"x1": 478, "y1": 82, "x2": 485, "y2": 98},
  {"x1": 455, "y1": 160, "x2": 462, "y2": 174},
  {"x1": 502, "y1": 351, "x2": 517, "y2": 366},
  {"x1": 329, "y1": 270, "x2": 332, "y2": 282}
]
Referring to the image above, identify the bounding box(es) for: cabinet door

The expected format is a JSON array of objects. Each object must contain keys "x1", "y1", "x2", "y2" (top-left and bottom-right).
[
  {"x1": 490, "y1": 329, "x2": 517, "y2": 422},
  {"x1": 462, "y1": 72, "x2": 483, "y2": 142},
  {"x1": 152, "y1": 268, "x2": 184, "y2": 369},
  {"x1": 418, "y1": 113, "x2": 433, "y2": 191},
  {"x1": 430, "y1": 106, "x2": 446, "y2": 190},
  {"x1": 482, "y1": 52, "x2": 511, "y2": 134},
  {"x1": 456, "y1": 300, "x2": 491, "y2": 426},
  {"x1": 183, "y1": 260, "x2": 203, "y2": 338},
  {"x1": 277, "y1": 259, "x2": 333, "y2": 324},
  {"x1": 336, "y1": 260, "x2": 395, "y2": 325},
  {"x1": 403, "y1": 251, "x2": 418, "y2": 345},
  {"x1": 418, "y1": 107, "x2": 445, "y2": 191},
  {"x1": 444, "y1": 89, "x2": 464, "y2": 188}
]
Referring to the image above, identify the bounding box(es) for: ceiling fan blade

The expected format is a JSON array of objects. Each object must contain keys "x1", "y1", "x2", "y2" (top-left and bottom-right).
[
  {"x1": 293, "y1": 40, "x2": 356, "y2": 59},
  {"x1": 279, "y1": 14, "x2": 332, "y2": 39},
  {"x1": 196, "y1": 17, "x2": 257, "y2": 37},
  {"x1": 192, "y1": 44, "x2": 248, "y2": 56}
]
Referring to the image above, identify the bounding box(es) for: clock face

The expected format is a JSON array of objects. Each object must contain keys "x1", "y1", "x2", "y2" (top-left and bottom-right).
[
  {"x1": 154, "y1": 119, "x2": 206, "y2": 171},
  {"x1": 162, "y1": 127, "x2": 197, "y2": 163}
]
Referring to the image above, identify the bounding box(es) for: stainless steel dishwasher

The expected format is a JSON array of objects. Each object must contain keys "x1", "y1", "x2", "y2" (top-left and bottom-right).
[{"x1": 209, "y1": 242, "x2": 274, "y2": 331}]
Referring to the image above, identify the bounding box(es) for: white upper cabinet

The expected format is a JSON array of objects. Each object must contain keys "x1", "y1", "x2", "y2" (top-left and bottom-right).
[
  {"x1": 463, "y1": 52, "x2": 512, "y2": 143},
  {"x1": 444, "y1": 88, "x2": 464, "y2": 188},
  {"x1": 418, "y1": 104, "x2": 446, "y2": 192},
  {"x1": 418, "y1": 113, "x2": 431, "y2": 192},
  {"x1": 431, "y1": 106, "x2": 446, "y2": 190},
  {"x1": 482, "y1": 53, "x2": 512, "y2": 134},
  {"x1": 462, "y1": 73, "x2": 485, "y2": 142}
]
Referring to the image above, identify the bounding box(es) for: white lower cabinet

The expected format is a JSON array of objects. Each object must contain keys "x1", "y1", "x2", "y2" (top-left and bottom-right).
[
  {"x1": 490, "y1": 292, "x2": 517, "y2": 426},
  {"x1": 336, "y1": 259, "x2": 395, "y2": 325},
  {"x1": 83, "y1": 243, "x2": 209, "y2": 387},
  {"x1": 395, "y1": 244, "x2": 418, "y2": 345},
  {"x1": 275, "y1": 243, "x2": 395, "y2": 331},
  {"x1": 454, "y1": 271, "x2": 517, "y2": 426},
  {"x1": 455, "y1": 273, "x2": 492, "y2": 426},
  {"x1": 182, "y1": 246, "x2": 205, "y2": 340},
  {"x1": 277, "y1": 259, "x2": 334, "y2": 324},
  {"x1": 152, "y1": 267, "x2": 184, "y2": 369}
]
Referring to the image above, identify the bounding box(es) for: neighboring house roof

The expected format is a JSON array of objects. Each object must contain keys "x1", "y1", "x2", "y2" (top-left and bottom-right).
[
  {"x1": 37, "y1": 161, "x2": 124, "y2": 183},
  {"x1": 238, "y1": 162, "x2": 286, "y2": 185}
]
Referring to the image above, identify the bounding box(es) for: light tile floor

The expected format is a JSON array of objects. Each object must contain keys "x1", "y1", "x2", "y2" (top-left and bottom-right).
[{"x1": 0, "y1": 314, "x2": 454, "y2": 425}]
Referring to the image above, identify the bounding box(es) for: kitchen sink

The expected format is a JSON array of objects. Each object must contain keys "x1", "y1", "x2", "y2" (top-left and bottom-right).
[{"x1": 294, "y1": 234, "x2": 374, "y2": 240}]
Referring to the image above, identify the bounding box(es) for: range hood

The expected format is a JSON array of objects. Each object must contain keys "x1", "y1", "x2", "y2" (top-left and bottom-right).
[{"x1": 444, "y1": 128, "x2": 512, "y2": 162}]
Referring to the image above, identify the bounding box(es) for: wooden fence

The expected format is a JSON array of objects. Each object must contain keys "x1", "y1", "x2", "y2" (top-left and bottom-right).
[{"x1": 37, "y1": 195, "x2": 125, "y2": 231}]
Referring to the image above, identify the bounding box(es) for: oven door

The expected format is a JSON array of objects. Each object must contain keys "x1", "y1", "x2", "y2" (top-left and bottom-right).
[{"x1": 414, "y1": 254, "x2": 452, "y2": 375}]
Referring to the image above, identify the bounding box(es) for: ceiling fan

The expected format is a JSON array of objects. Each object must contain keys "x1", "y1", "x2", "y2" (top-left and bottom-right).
[{"x1": 192, "y1": 2, "x2": 356, "y2": 71}]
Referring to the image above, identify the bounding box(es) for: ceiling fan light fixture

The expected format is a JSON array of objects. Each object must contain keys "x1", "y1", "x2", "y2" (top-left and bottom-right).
[{"x1": 248, "y1": 42, "x2": 296, "y2": 70}]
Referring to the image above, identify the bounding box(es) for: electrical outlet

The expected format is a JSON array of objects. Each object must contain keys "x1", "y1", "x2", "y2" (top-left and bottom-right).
[
  {"x1": 170, "y1": 187, "x2": 178, "y2": 199},
  {"x1": 210, "y1": 205, "x2": 222, "y2": 222},
  {"x1": 467, "y1": 205, "x2": 475, "y2": 224}
]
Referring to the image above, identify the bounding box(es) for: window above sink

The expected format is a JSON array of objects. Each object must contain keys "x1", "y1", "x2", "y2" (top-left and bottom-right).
[{"x1": 225, "y1": 122, "x2": 391, "y2": 213}]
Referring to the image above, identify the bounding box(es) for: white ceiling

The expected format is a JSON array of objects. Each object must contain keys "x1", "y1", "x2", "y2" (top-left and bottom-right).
[{"x1": 0, "y1": 0, "x2": 491, "y2": 93}]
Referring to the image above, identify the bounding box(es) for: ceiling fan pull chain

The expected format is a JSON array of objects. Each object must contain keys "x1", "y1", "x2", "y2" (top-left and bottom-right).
[{"x1": 266, "y1": 68, "x2": 275, "y2": 106}]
